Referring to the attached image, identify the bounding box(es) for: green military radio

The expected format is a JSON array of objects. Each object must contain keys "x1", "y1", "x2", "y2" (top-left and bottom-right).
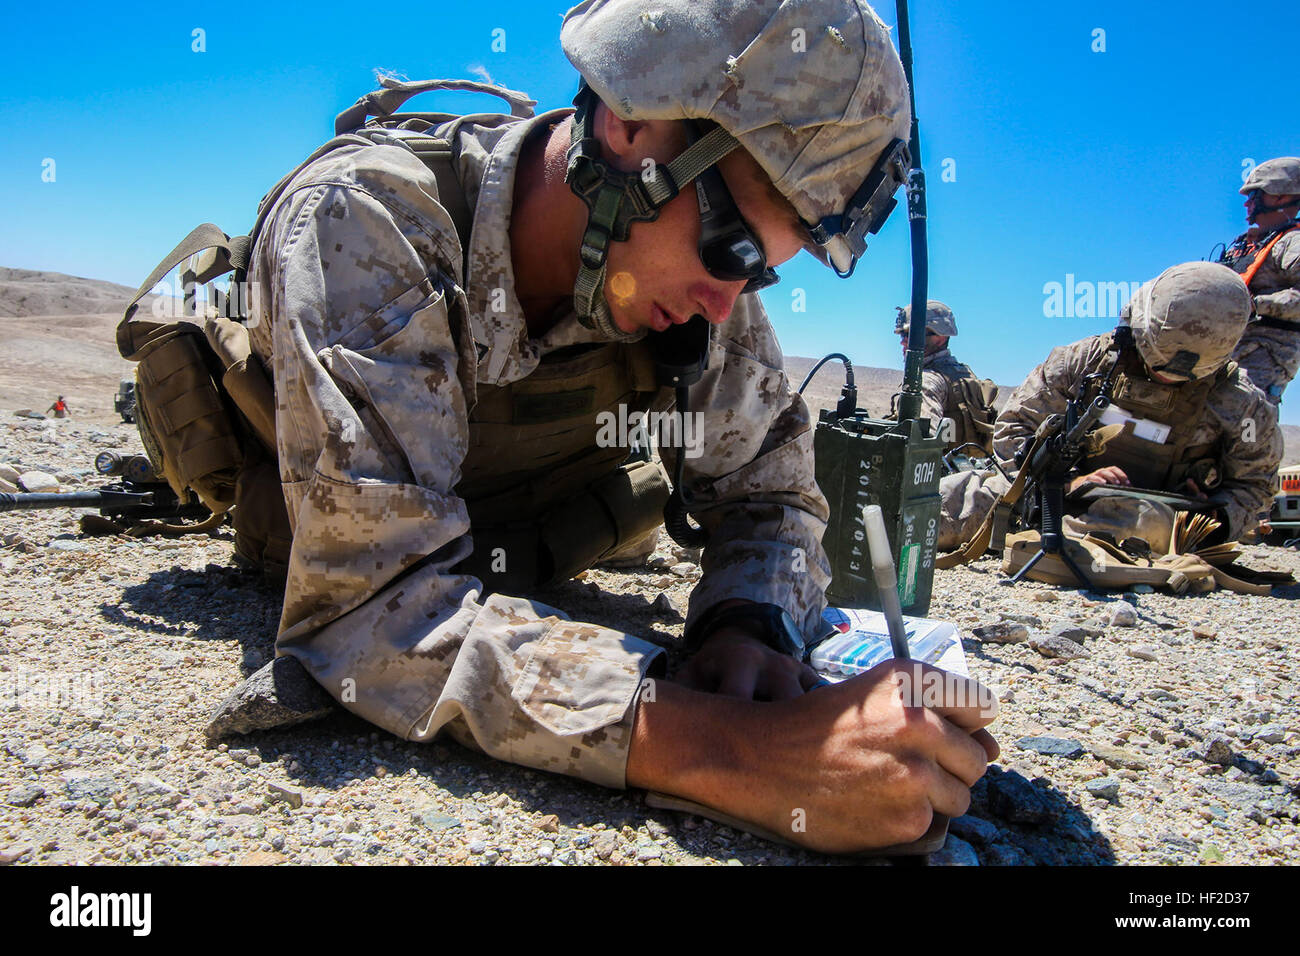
[{"x1": 803, "y1": 356, "x2": 945, "y2": 616}]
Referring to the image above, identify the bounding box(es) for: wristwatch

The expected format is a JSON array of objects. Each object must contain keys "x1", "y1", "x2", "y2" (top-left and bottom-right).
[{"x1": 685, "y1": 602, "x2": 807, "y2": 659}]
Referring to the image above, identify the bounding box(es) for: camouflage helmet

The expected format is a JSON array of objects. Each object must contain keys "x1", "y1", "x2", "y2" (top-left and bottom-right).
[
  {"x1": 894, "y1": 299, "x2": 957, "y2": 336},
  {"x1": 1239, "y1": 157, "x2": 1300, "y2": 197},
  {"x1": 560, "y1": 0, "x2": 912, "y2": 277},
  {"x1": 1126, "y1": 262, "x2": 1252, "y2": 381}
]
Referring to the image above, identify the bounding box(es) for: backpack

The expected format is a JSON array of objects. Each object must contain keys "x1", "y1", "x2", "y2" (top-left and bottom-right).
[
  {"x1": 945, "y1": 372, "x2": 998, "y2": 455},
  {"x1": 115, "y1": 78, "x2": 537, "y2": 579}
]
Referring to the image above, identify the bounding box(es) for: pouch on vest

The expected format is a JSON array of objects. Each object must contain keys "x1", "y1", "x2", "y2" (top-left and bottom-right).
[
  {"x1": 456, "y1": 457, "x2": 671, "y2": 595},
  {"x1": 117, "y1": 225, "x2": 291, "y2": 578}
]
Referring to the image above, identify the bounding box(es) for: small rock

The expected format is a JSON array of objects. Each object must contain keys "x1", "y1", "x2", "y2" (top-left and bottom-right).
[
  {"x1": 1029, "y1": 591, "x2": 1059, "y2": 603},
  {"x1": 1016, "y1": 736, "x2": 1085, "y2": 759},
  {"x1": 267, "y1": 784, "x2": 303, "y2": 809},
  {"x1": 928, "y1": 834, "x2": 979, "y2": 866},
  {"x1": 998, "y1": 613, "x2": 1042, "y2": 628},
  {"x1": 1202, "y1": 736, "x2": 1235, "y2": 766},
  {"x1": 987, "y1": 770, "x2": 1053, "y2": 824},
  {"x1": 649, "y1": 593, "x2": 677, "y2": 618},
  {"x1": 205, "y1": 656, "x2": 337, "y2": 740},
  {"x1": 635, "y1": 844, "x2": 662, "y2": 862},
  {"x1": 62, "y1": 772, "x2": 119, "y2": 805},
  {"x1": 1049, "y1": 622, "x2": 1092, "y2": 643},
  {"x1": 1253, "y1": 724, "x2": 1286, "y2": 744},
  {"x1": 45, "y1": 538, "x2": 88, "y2": 553},
  {"x1": 668, "y1": 563, "x2": 696, "y2": 577},
  {"x1": 1089, "y1": 743, "x2": 1150, "y2": 771},
  {"x1": 414, "y1": 811, "x2": 461, "y2": 832},
  {"x1": 6, "y1": 785, "x2": 45, "y2": 808},
  {"x1": 970, "y1": 622, "x2": 1028, "y2": 644},
  {"x1": 17, "y1": 470, "x2": 59, "y2": 493},
  {"x1": 0, "y1": 846, "x2": 33, "y2": 865},
  {"x1": 1108, "y1": 603, "x2": 1138, "y2": 627},
  {"x1": 468, "y1": 840, "x2": 487, "y2": 855},
  {"x1": 592, "y1": 831, "x2": 618, "y2": 860},
  {"x1": 948, "y1": 815, "x2": 999, "y2": 846},
  {"x1": 1085, "y1": 777, "x2": 1121, "y2": 802},
  {"x1": 239, "y1": 850, "x2": 287, "y2": 866},
  {"x1": 0, "y1": 464, "x2": 21, "y2": 484},
  {"x1": 1126, "y1": 645, "x2": 1158, "y2": 662},
  {"x1": 0, "y1": 478, "x2": 17, "y2": 494},
  {"x1": 1029, "y1": 635, "x2": 1090, "y2": 660},
  {"x1": 534, "y1": 814, "x2": 559, "y2": 833},
  {"x1": 1191, "y1": 622, "x2": 1218, "y2": 640}
]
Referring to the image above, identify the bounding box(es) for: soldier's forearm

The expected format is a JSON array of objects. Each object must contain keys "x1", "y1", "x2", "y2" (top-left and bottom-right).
[
  {"x1": 626, "y1": 680, "x2": 753, "y2": 802},
  {"x1": 1253, "y1": 289, "x2": 1300, "y2": 320}
]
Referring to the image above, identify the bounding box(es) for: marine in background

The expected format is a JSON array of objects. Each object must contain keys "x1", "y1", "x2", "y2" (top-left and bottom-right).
[
  {"x1": 1216, "y1": 156, "x2": 1300, "y2": 406},
  {"x1": 889, "y1": 300, "x2": 997, "y2": 457},
  {"x1": 940, "y1": 262, "x2": 1283, "y2": 551}
]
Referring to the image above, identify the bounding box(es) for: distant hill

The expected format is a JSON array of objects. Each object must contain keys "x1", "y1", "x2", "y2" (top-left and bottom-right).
[{"x1": 0, "y1": 267, "x2": 139, "y2": 318}]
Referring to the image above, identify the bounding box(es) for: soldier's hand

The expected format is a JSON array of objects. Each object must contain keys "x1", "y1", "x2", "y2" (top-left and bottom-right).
[
  {"x1": 676, "y1": 627, "x2": 821, "y2": 701},
  {"x1": 720, "y1": 659, "x2": 999, "y2": 852},
  {"x1": 1069, "y1": 465, "x2": 1130, "y2": 493}
]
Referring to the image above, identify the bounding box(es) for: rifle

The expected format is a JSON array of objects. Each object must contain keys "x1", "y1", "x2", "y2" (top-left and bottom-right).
[
  {"x1": 1007, "y1": 394, "x2": 1112, "y2": 586},
  {"x1": 0, "y1": 452, "x2": 216, "y2": 535},
  {"x1": 1006, "y1": 328, "x2": 1133, "y2": 586}
]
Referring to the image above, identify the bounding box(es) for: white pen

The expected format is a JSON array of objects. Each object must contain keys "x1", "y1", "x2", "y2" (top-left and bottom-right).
[{"x1": 862, "y1": 504, "x2": 910, "y2": 661}]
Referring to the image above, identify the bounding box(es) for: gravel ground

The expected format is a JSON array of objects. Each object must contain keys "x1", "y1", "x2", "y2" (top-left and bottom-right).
[{"x1": 1, "y1": 415, "x2": 1297, "y2": 866}]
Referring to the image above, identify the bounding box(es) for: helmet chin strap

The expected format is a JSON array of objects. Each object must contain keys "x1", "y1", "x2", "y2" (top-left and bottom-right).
[
  {"x1": 565, "y1": 84, "x2": 740, "y2": 337},
  {"x1": 1247, "y1": 192, "x2": 1300, "y2": 222}
]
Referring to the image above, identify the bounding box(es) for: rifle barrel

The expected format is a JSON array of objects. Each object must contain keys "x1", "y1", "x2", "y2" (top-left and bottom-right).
[{"x1": 0, "y1": 489, "x2": 154, "y2": 513}]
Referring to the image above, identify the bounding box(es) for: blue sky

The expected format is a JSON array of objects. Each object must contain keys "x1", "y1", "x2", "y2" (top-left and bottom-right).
[{"x1": 1, "y1": 1, "x2": 1296, "y2": 422}]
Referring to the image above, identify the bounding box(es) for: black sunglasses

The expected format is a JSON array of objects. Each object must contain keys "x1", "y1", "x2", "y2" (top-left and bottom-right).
[{"x1": 684, "y1": 122, "x2": 779, "y2": 294}]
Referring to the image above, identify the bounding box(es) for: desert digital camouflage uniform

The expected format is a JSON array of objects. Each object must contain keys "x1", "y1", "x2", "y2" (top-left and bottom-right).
[
  {"x1": 889, "y1": 302, "x2": 993, "y2": 451},
  {"x1": 1221, "y1": 226, "x2": 1300, "y2": 403},
  {"x1": 940, "y1": 336, "x2": 1282, "y2": 549},
  {"x1": 1218, "y1": 156, "x2": 1300, "y2": 404},
  {"x1": 893, "y1": 347, "x2": 982, "y2": 444},
  {"x1": 941, "y1": 262, "x2": 1281, "y2": 549},
  {"x1": 243, "y1": 110, "x2": 832, "y2": 789}
]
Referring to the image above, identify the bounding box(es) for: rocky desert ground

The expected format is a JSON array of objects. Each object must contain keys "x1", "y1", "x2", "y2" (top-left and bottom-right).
[{"x1": 0, "y1": 271, "x2": 1297, "y2": 866}]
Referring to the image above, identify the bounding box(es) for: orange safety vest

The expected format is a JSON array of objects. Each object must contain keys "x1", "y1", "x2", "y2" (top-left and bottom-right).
[{"x1": 1236, "y1": 223, "x2": 1298, "y2": 291}]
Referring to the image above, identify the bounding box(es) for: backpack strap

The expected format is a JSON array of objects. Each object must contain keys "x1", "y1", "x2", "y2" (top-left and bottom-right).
[{"x1": 334, "y1": 76, "x2": 537, "y2": 135}]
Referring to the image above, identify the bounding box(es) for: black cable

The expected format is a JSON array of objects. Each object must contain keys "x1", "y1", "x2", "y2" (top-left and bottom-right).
[
  {"x1": 797, "y1": 352, "x2": 854, "y2": 395},
  {"x1": 663, "y1": 385, "x2": 708, "y2": 549}
]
